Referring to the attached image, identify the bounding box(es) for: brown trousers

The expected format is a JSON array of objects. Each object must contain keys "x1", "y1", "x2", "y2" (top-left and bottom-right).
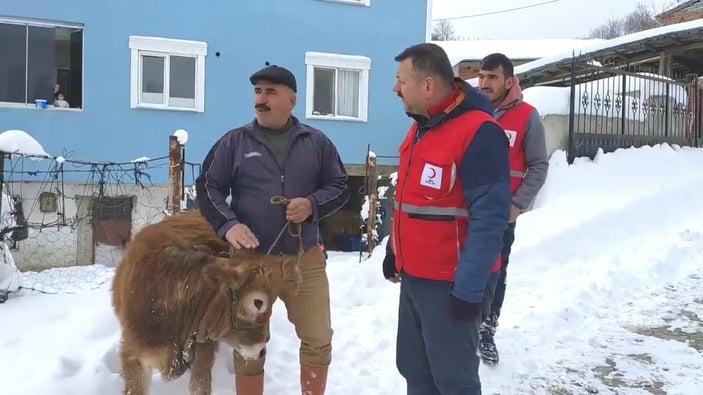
[{"x1": 234, "y1": 245, "x2": 333, "y2": 375}]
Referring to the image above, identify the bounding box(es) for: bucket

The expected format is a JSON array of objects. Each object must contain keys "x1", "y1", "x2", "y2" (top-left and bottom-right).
[{"x1": 35, "y1": 99, "x2": 47, "y2": 109}]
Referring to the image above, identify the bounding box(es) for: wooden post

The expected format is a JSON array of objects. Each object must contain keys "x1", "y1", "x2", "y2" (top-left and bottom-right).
[
  {"x1": 366, "y1": 153, "x2": 379, "y2": 253},
  {"x1": 169, "y1": 135, "x2": 183, "y2": 215}
]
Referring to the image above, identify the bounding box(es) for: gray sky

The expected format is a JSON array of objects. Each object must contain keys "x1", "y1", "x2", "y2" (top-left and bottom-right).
[{"x1": 431, "y1": 0, "x2": 680, "y2": 39}]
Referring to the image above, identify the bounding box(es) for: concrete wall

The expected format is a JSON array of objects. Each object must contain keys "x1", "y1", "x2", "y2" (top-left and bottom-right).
[
  {"x1": 7, "y1": 182, "x2": 169, "y2": 271},
  {"x1": 540, "y1": 111, "x2": 697, "y2": 160}
]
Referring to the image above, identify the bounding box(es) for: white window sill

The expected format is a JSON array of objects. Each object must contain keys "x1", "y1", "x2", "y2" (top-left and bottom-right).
[
  {"x1": 318, "y1": 0, "x2": 370, "y2": 6},
  {"x1": 132, "y1": 103, "x2": 201, "y2": 113},
  {"x1": 306, "y1": 114, "x2": 367, "y2": 123},
  {"x1": 0, "y1": 102, "x2": 83, "y2": 112}
]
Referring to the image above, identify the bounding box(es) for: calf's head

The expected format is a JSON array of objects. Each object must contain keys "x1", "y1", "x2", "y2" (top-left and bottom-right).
[
  {"x1": 232, "y1": 260, "x2": 274, "y2": 324},
  {"x1": 203, "y1": 253, "x2": 275, "y2": 361}
]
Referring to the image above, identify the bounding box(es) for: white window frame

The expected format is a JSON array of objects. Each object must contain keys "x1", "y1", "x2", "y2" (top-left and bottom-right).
[
  {"x1": 318, "y1": 0, "x2": 370, "y2": 6},
  {"x1": 0, "y1": 16, "x2": 85, "y2": 112},
  {"x1": 129, "y1": 36, "x2": 207, "y2": 113},
  {"x1": 304, "y1": 51, "x2": 371, "y2": 122}
]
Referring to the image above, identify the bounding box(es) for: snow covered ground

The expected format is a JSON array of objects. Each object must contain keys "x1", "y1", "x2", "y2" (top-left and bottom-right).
[{"x1": 1, "y1": 144, "x2": 703, "y2": 394}]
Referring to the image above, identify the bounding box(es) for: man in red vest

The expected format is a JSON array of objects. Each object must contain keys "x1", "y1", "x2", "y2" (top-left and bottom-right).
[
  {"x1": 382, "y1": 43, "x2": 511, "y2": 394},
  {"x1": 476, "y1": 53, "x2": 549, "y2": 366}
]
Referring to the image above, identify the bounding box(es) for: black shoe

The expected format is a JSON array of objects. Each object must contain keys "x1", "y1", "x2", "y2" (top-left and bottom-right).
[
  {"x1": 479, "y1": 328, "x2": 499, "y2": 366},
  {"x1": 479, "y1": 313, "x2": 500, "y2": 366}
]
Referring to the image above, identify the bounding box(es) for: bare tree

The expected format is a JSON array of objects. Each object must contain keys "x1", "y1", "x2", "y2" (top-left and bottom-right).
[
  {"x1": 623, "y1": 1, "x2": 660, "y2": 32},
  {"x1": 432, "y1": 19, "x2": 457, "y2": 41},
  {"x1": 586, "y1": 0, "x2": 662, "y2": 39},
  {"x1": 587, "y1": 17, "x2": 624, "y2": 39}
]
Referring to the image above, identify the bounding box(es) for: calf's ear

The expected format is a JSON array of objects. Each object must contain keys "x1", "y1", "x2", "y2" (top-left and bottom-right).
[{"x1": 202, "y1": 258, "x2": 251, "y2": 289}]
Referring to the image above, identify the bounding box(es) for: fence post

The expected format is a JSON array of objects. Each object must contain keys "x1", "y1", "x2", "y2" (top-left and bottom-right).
[
  {"x1": 169, "y1": 135, "x2": 183, "y2": 215},
  {"x1": 366, "y1": 153, "x2": 379, "y2": 253},
  {"x1": 567, "y1": 54, "x2": 577, "y2": 164}
]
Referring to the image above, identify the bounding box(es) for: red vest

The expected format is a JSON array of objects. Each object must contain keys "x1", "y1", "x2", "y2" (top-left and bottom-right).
[
  {"x1": 498, "y1": 102, "x2": 533, "y2": 195},
  {"x1": 392, "y1": 108, "x2": 502, "y2": 281}
]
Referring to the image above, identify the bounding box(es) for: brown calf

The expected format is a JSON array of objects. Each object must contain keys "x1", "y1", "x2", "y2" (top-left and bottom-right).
[{"x1": 111, "y1": 210, "x2": 274, "y2": 395}]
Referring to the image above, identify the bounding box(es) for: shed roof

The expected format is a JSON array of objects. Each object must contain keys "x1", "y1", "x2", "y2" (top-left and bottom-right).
[
  {"x1": 432, "y1": 39, "x2": 604, "y2": 67},
  {"x1": 513, "y1": 18, "x2": 703, "y2": 87}
]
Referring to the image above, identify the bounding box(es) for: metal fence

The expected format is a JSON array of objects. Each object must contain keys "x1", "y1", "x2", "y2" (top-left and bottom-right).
[{"x1": 566, "y1": 59, "x2": 701, "y2": 162}]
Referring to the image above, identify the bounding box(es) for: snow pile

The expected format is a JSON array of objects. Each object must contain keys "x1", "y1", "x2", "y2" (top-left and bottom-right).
[
  {"x1": 0, "y1": 129, "x2": 51, "y2": 159},
  {"x1": 522, "y1": 86, "x2": 571, "y2": 116},
  {"x1": 0, "y1": 190, "x2": 20, "y2": 293},
  {"x1": 0, "y1": 129, "x2": 49, "y2": 294},
  {"x1": 19, "y1": 265, "x2": 115, "y2": 295},
  {"x1": 0, "y1": 242, "x2": 21, "y2": 294},
  {"x1": 1, "y1": 144, "x2": 703, "y2": 393}
]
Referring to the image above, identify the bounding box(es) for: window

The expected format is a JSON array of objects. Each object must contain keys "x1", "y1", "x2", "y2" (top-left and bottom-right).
[
  {"x1": 129, "y1": 36, "x2": 207, "y2": 112},
  {"x1": 0, "y1": 18, "x2": 83, "y2": 109},
  {"x1": 305, "y1": 52, "x2": 371, "y2": 122},
  {"x1": 318, "y1": 0, "x2": 371, "y2": 6}
]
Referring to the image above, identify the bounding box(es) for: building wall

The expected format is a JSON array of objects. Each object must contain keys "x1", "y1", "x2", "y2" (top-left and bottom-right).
[
  {"x1": 660, "y1": 10, "x2": 703, "y2": 25},
  {"x1": 0, "y1": 0, "x2": 427, "y2": 184},
  {"x1": 659, "y1": 1, "x2": 703, "y2": 25}
]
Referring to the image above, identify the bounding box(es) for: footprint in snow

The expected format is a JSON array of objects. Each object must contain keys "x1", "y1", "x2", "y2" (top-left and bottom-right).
[{"x1": 57, "y1": 356, "x2": 84, "y2": 377}]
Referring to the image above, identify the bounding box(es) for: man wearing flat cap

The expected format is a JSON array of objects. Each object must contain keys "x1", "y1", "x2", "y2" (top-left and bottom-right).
[{"x1": 196, "y1": 63, "x2": 350, "y2": 395}]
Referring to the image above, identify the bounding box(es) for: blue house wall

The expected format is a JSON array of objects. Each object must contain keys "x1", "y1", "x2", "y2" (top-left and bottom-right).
[{"x1": 0, "y1": 0, "x2": 429, "y2": 184}]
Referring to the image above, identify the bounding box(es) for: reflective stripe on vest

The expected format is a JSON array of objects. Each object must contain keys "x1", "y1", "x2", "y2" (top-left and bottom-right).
[
  {"x1": 511, "y1": 170, "x2": 525, "y2": 178},
  {"x1": 394, "y1": 201, "x2": 469, "y2": 217}
]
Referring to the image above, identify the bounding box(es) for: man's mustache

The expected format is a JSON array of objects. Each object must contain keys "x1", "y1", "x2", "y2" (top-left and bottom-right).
[{"x1": 255, "y1": 103, "x2": 271, "y2": 111}]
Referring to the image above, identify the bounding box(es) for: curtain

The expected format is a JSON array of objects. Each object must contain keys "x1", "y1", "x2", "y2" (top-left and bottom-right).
[{"x1": 336, "y1": 69, "x2": 359, "y2": 117}]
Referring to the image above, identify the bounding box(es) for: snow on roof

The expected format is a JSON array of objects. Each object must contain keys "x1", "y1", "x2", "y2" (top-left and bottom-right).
[
  {"x1": 514, "y1": 18, "x2": 703, "y2": 76},
  {"x1": 0, "y1": 129, "x2": 50, "y2": 159},
  {"x1": 433, "y1": 39, "x2": 605, "y2": 67}
]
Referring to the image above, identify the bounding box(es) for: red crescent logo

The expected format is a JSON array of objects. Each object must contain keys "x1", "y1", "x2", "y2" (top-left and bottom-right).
[{"x1": 429, "y1": 168, "x2": 436, "y2": 178}]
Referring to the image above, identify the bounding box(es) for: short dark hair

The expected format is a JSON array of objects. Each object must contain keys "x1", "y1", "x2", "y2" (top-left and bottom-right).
[
  {"x1": 480, "y1": 53, "x2": 514, "y2": 78},
  {"x1": 394, "y1": 43, "x2": 455, "y2": 87}
]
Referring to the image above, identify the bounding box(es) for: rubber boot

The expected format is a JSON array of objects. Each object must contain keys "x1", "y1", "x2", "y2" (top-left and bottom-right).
[
  {"x1": 235, "y1": 374, "x2": 264, "y2": 395},
  {"x1": 301, "y1": 365, "x2": 328, "y2": 395}
]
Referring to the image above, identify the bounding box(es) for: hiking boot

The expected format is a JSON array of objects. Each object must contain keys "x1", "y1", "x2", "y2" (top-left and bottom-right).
[
  {"x1": 479, "y1": 327, "x2": 499, "y2": 366},
  {"x1": 479, "y1": 312, "x2": 500, "y2": 366}
]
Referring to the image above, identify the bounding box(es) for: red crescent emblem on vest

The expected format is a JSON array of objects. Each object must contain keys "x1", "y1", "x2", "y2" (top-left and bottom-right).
[{"x1": 429, "y1": 168, "x2": 436, "y2": 178}]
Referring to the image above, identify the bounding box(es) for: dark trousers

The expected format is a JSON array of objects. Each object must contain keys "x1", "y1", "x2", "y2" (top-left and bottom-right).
[
  {"x1": 488, "y1": 222, "x2": 516, "y2": 318},
  {"x1": 481, "y1": 270, "x2": 500, "y2": 322},
  {"x1": 396, "y1": 273, "x2": 483, "y2": 395}
]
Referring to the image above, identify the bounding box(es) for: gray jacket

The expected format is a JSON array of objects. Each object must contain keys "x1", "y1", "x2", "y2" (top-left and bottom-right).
[{"x1": 495, "y1": 98, "x2": 549, "y2": 210}]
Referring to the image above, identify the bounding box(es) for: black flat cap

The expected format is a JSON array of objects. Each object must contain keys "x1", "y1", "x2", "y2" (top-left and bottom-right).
[{"x1": 249, "y1": 62, "x2": 297, "y2": 93}]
